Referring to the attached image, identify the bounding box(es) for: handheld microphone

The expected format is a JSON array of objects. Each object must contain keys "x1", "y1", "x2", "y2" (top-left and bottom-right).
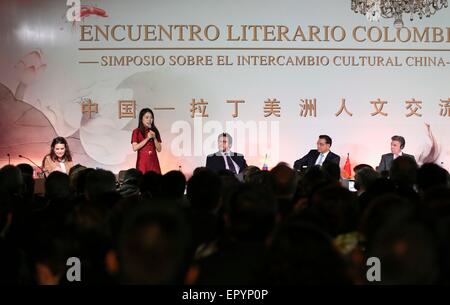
[
  {"x1": 7, "y1": 153, "x2": 10, "y2": 165},
  {"x1": 147, "y1": 124, "x2": 156, "y2": 141},
  {"x1": 18, "y1": 154, "x2": 47, "y2": 178}
]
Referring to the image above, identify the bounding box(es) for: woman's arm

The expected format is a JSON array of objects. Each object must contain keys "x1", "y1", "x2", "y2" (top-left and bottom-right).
[
  {"x1": 154, "y1": 138, "x2": 162, "y2": 153},
  {"x1": 148, "y1": 130, "x2": 162, "y2": 152},
  {"x1": 42, "y1": 156, "x2": 55, "y2": 173},
  {"x1": 132, "y1": 136, "x2": 150, "y2": 152}
]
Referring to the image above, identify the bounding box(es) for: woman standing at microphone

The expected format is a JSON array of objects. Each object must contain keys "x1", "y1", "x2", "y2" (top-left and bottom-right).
[{"x1": 131, "y1": 108, "x2": 162, "y2": 174}]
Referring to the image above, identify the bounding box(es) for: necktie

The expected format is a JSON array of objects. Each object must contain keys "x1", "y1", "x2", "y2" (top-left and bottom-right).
[
  {"x1": 317, "y1": 153, "x2": 324, "y2": 166},
  {"x1": 225, "y1": 153, "x2": 237, "y2": 174}
]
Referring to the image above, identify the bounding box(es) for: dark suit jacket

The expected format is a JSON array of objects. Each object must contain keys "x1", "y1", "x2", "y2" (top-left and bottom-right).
[
  {"x1": 206, "y1": 151, "x2": 248, "y2": 173},
  {"x1": 293, "y1": 149, "x2": 340, "y2": 170},
  {"x1": 377, "y1": 153, "x2": 416, "y2": 173}
]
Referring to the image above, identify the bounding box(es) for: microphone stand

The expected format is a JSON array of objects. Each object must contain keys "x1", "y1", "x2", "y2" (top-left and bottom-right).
[{"x1": 18, "y1": 155, "x2": 47, "y2": 178}]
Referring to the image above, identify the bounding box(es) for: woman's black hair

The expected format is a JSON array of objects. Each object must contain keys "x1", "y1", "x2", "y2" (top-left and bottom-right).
[{"x1": 138, "y1": 108, "x2": 160, "y2": 140}]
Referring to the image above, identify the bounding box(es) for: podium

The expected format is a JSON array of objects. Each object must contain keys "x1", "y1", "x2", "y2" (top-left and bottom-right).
[{"x1": 34, "y1": 178, "x2": 45, "y2": 195}]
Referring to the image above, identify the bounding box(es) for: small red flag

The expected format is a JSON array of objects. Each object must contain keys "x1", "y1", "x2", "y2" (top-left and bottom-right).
[{"x1": 343, "y1": 153, "x2": 352, "y2": 179}]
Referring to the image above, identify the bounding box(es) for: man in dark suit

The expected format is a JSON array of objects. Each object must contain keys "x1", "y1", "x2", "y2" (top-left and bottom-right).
[
  {"x1": 293, "y1": 135, "x2": 340, "y2": 170},
  {"x1": 377, "y1": 135, "x2": 416, "y2": 173},
  {"x1": 206, "y1": 133, "x2": 248, "y2": 174}
]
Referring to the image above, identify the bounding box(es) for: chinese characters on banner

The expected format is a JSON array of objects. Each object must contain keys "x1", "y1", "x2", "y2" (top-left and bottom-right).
[
  {"x1": 80, "y1": 98, "x2": 450, "y2": 119},
  {"x1": 187, "y1": 97, "x2": 450, "y2": 118},
  {"x1": 118, "y1": 100, "x2": 136, "y2": 118}
]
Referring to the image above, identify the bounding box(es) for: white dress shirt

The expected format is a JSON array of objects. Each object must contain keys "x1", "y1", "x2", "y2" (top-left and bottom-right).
[
  {"x1": 221, "y1": 151, "x2": 240, "y2": 173},
  {"x1": 315, "y1": 151, "x2": 330, "y2": 166},
  {"x1": 393, "y1": 151, "x2": 403, "y2": 160}
]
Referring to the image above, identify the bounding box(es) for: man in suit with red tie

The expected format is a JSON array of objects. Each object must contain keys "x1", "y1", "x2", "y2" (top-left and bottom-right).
[
  {"x1": 206, "y1": 133, "x2": 248, "y2": 174},
  {"x1": 293, "y1": 135, "x2": 340, "y2": 170}
]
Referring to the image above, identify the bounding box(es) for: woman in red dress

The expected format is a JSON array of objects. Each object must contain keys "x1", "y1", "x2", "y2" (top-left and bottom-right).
[{"x1": 131, "y1": 108, "x2": 162, "y2": 174}]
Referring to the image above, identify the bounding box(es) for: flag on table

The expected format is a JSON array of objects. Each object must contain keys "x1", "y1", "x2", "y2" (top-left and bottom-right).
[
  {"x1": 343, "y1": 153, "x2": 352, "y2": 179},
  {"x1": 262, "y1": 153, "x2": 269, "y2": 171}
]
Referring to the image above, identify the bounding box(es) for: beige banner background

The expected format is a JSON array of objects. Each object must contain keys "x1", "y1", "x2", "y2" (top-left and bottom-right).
[{"x1": 0, "y1": 0, "x2": 449, "y2": 175}]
